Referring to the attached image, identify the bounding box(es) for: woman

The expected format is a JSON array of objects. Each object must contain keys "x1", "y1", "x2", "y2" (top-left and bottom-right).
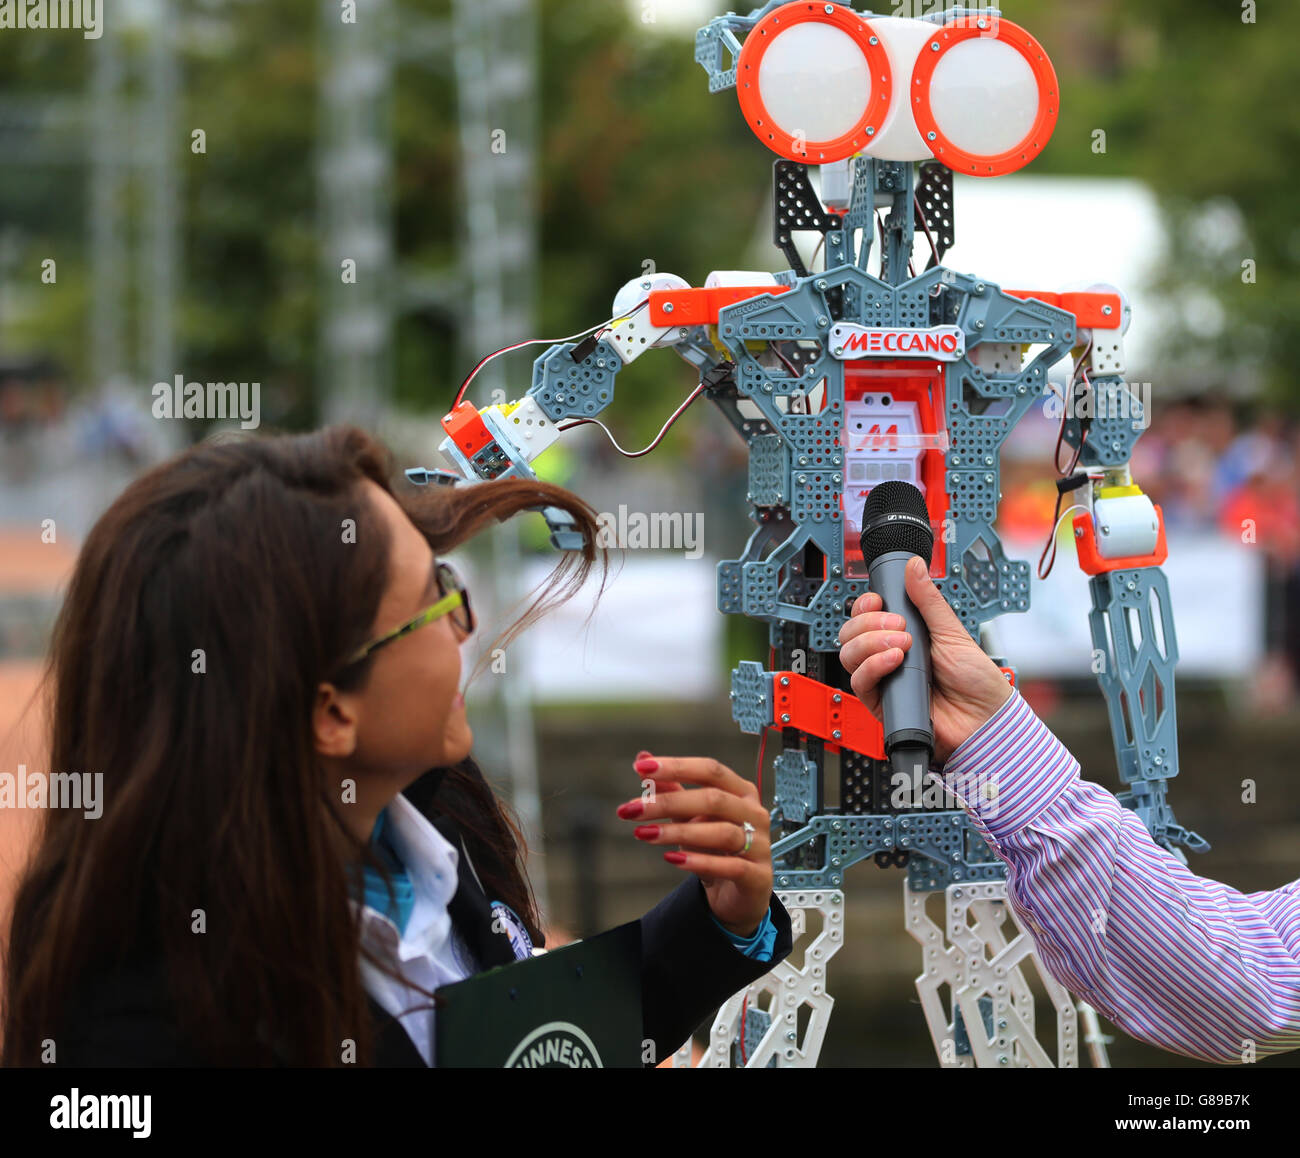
[{"x1": 2, "y1": 425, "x2": 790, "y2": 1066}]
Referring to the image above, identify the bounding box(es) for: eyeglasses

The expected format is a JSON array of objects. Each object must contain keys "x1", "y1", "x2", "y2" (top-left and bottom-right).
[{"x1": 342, "y1": 561, "x2": 475, "y2": 668}]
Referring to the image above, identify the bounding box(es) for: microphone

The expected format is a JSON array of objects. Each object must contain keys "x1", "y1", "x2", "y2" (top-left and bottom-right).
[{"x1": 858, "y1": 481, "x2": 935, "y2": 791}]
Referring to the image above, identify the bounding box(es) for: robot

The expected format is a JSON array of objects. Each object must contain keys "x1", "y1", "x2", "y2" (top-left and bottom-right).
[{"x1": 416, "y1": 2, "x2": 1201, "y2": 1068}]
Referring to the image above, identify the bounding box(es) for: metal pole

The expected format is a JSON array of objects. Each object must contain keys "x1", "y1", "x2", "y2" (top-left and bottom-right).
[{"x1": 451, "y1": 0, "x2": 546, "y2": 916}]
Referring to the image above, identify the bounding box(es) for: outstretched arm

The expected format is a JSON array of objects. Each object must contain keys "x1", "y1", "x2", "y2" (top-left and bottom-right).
[{"x1": 941, "y1": 690, "x2": 1300, "y2": 1064}]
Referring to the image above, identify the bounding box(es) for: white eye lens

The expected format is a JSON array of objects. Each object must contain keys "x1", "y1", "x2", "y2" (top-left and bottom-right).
[
  {"x1": 927, "y1": 38, "x2": 1038, "y2": 157},
  {"x1": 757, "y1": 23, "x2": 872, "y2": 143}
]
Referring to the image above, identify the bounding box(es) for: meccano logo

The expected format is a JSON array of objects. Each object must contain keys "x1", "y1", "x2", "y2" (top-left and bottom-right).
[
  {"x1": 505, "y1": 1022, "x2": 603, "y2": 1068},
  {"x1": 830, "y1": 324, "x2": 965, "y2": 361}
]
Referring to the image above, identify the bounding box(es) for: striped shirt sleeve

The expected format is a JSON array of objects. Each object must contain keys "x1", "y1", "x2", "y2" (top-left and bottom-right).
[{"x1": 938, "y1": 687, "x2": 1300, "y2": 1064}]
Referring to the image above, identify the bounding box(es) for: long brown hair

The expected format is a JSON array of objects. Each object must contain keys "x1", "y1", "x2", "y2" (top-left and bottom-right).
[{"x1": 1, "y1": 425, "x2": 608, "y2": 1065}]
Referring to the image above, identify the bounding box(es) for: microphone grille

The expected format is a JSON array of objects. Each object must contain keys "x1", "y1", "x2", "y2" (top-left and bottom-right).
[{"x1": 859, "y1": 481, "x2": 934, "y2": 570}]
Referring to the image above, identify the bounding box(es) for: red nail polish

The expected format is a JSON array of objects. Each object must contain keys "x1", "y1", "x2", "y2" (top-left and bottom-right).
[
  {"x1": 634, "y1": 758, "x2": 659, "y2": 773},
  {"x1": 617, "y1": 801, "x2": 643, "y2": 819},
  {"x1": 636, "y1": 749, "x2": 651, "y2": 760},
  {"x1": 634, "y1": 825, "x2": 659, "y2": 841},
  {"x1": 663, "y1": 851, "x2": 687, "y2": 865}
]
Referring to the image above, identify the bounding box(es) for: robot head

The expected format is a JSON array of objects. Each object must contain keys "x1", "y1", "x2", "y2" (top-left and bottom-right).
[{"x1": 725, "y1": 4, "x2": 1058, "y2": 177}]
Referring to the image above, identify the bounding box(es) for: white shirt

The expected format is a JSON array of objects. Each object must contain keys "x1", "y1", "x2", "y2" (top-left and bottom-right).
[{"x1": 352, "y1": 792, "x2": 475, "y2": 1066}]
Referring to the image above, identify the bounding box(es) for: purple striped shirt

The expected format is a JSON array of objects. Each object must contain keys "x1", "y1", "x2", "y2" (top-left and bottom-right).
[{"x1": 940, "y1": 687, "x2": 1300, "y2": 1064}]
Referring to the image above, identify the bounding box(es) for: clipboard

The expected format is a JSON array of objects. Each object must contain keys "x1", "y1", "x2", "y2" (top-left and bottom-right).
[{"x1": 434, "y1": 919, "x2": 643, "y2": 1068}]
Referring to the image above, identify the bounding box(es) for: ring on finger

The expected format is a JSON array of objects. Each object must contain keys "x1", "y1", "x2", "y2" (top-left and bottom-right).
[{"x1": 737, "y1": 820, "x2": 755, "y2": 856}]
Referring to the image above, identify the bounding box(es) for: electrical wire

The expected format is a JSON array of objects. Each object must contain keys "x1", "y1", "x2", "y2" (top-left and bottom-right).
[
  {"x1": 913, "y1": 192, "x2": 940, "y2": 269},
  {"x1": 1052, "y1": 335, "x2": 1093, "y2": 476},
  {"x1": 1037, "y1": 499, "x2": 1094, "y2": 581},
  {"x1": 452, "y1": 311, "x2": 636, "y2": 409},
  {"x1": 556, "y1": 380, "x2": 708, "y2": 457},
  {"x1": 770, "y1": 342, "x2": 801, "y2": 379}
]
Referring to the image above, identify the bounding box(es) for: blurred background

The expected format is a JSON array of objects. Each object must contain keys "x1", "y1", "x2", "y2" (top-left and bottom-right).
[{"x1": 1, "y1": 0, "x2": 1298, "y2": 1066}]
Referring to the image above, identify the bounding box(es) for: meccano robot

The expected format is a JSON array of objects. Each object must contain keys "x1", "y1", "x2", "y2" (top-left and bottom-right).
[{"x1": 418, "y1": 2, "x2": 1198, "y2": 1067}]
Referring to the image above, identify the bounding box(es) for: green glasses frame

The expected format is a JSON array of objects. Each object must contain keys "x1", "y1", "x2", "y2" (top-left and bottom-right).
[{"x1": 343, "y1": 560, "x2": 474, "y2": 668}]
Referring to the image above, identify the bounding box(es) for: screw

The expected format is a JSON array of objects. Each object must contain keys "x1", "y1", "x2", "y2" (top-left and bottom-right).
[
  {"x1": 816, "y1": 315, "x2": 829, "y2": 327},
  {"x1": 781, "y1": 713, "x2": 791, "y2": 723},
  {"x1": 663, "y1": 302, "x2": 674, "y2": 313},
  {"x1": 815, "y1": 279, "x2": 828, "y2": 290},
  {"x1": 832, "y1": 693, "x2": 842, "y2": 703},
  {"x1": 830, "y1": 235, "x2": 841, "y2": 244},
  {"x1": 931, "y1": 41, "x2": 940, "y2": 51},
  {"x1": 780, "y1": 676, "x2": 790, "y2": 686},
  {"x1": 927, "y1": 131, "x2": 936, "y2": 141},
  {"x1": 1102, "y1": 304, "x2": 1113, "y2": 316},
  {"x1": 832, "y1": 729, "x2": 842, "y2": 740},
  {"x1": 1073, "y1": 526, "x2": 1083, "y2": 538}
]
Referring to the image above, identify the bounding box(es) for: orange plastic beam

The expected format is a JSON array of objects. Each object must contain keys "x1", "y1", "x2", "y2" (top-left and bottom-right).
[
  {"x1": 648, "y1": 285, "x2": 792, "y2": 328},
  {"x1": 770, "y1": 668, "x2": 1018, "y2": 762},
  {"x1": 1004, "y1": 289, "x2": 1122, "y2": 330},
  {"x1": 771, "y1": 671, "x2": 885, "y2": 758}
]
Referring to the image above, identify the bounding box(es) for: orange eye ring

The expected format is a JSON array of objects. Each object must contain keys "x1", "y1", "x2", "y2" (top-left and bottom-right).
[
  {"x1": 909, "y1": 18, "x2": 1059, "y2": 178},
  {"x1": 735, "y1": 3, "x2": 893, "y2": 164}
]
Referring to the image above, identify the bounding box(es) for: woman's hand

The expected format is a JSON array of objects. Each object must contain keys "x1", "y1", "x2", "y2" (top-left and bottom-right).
[
  {"x1": 616, "y1": 753, "x2": 772, "y2": 937},
  {"x1": 838, "y1": 556, "x2": 1014, "y2": 765}
]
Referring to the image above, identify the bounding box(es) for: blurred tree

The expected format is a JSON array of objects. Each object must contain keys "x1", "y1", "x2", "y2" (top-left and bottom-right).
[{"x1": 0, "y1": 0, "x2": 1295, "y2": 432}]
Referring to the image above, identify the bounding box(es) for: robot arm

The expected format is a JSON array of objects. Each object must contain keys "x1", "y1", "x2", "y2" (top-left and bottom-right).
[
  {"x1": 420, "y1": 271, "x2": 793, "y2": 549},
  {"x1": 1021, "y1": 283, "x2": 1208, "y2": 858}
]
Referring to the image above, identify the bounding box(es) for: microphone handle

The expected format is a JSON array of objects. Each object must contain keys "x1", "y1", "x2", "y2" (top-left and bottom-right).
[{"x1": 867, "y1": 550, "x2": 934, "y2": 765}]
